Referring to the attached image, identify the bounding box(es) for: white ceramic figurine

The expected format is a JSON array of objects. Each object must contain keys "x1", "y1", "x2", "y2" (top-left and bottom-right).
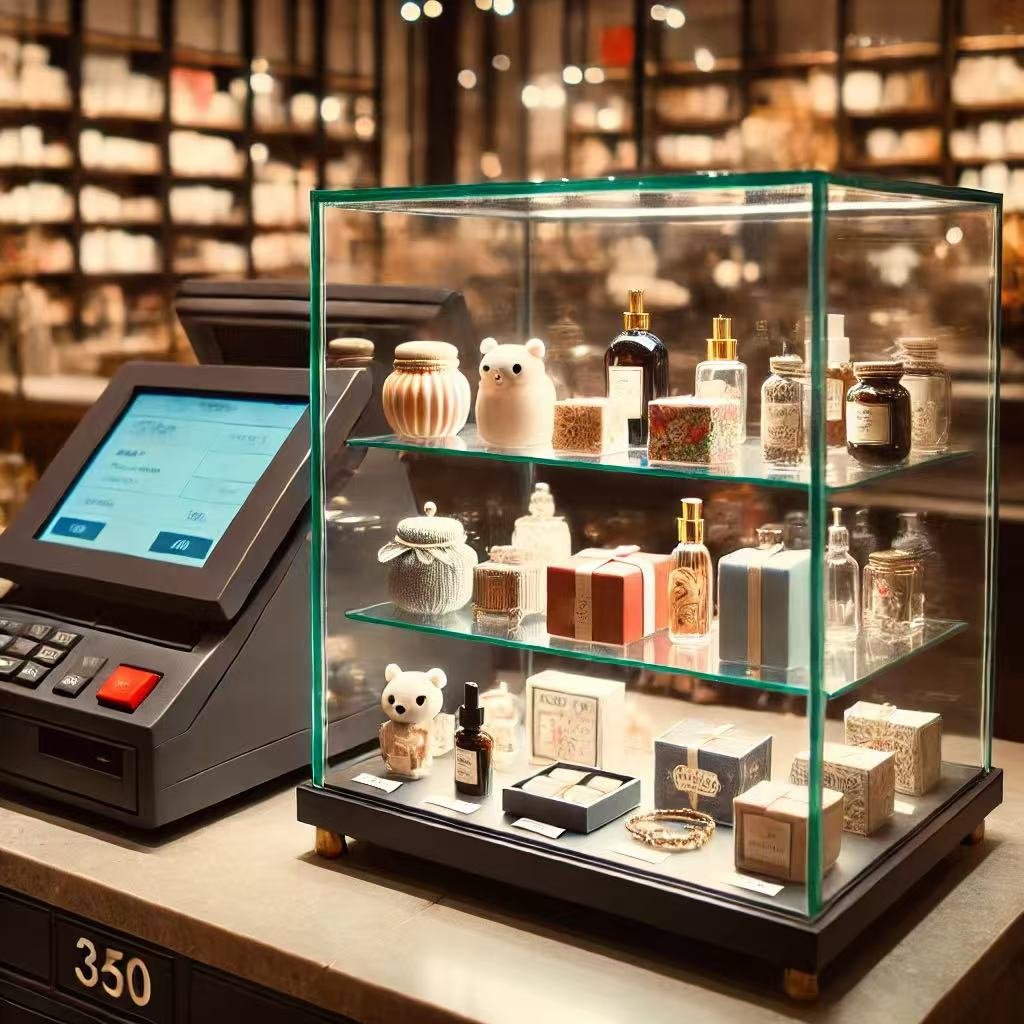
[
  {"x1": 378, "y1": 663, "x2": 447, "y2": 779},
  {"x1": 475, "y1": 338, "x2": 556, "y2": 448}
]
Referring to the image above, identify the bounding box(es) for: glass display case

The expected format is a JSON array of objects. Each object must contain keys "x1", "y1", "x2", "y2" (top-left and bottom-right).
[{"x1": 297, "y1": 171, "x2": 1002, "y2": 997}]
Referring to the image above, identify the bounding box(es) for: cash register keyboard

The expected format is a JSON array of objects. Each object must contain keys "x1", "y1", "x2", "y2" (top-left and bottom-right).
[{"x1": 0, "y1": 613, "x2": 161, "y2": 711}]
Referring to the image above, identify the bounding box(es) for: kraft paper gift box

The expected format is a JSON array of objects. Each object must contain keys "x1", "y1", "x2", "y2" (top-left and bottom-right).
[
  {"x1": 844, "y1": 701, "x2": 942, "y2": 796},
  {"x1": 654, "y1": 719, "x2": 773, "y2": 826},
  {"x1": 718, "y1": 545, "x2": 810, "y2": 671},
  {"x1": 734, "y1": 780, "x2": 844, "y2": 884},
  {"x1": 547, "y1": 545, "x2": 671, "y2": 646},
  {"x1": 525, "y1": 669, "x2": 625, "y2": 768},
  {"x1": 790, "y1": 742, "x2": 896, "y2": 836}
]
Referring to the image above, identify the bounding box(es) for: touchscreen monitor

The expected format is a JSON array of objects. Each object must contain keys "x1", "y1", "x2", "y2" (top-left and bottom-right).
[{"x1": 37, "y1": 390, "x2": 307, "y2": 567}]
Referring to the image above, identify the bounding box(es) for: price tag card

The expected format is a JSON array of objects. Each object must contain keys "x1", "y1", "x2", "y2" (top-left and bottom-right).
[
  {"x1": 894, "y1": 800, "x2": 916, "y2": 815},
  {"x1": 606, "y1": 842, "x2": 670, "y2": 865},
  {"x1": 352, "y1": 773, "x2": 403, "y2": 794},
  {"x1": 724, "y1": 872, "x2": 785, "y2": 897},
  {"x1": 421, "y1": 796, "x2": 481, "y2": 815},
  {"x1": 511, "y1": 817, "x2": 565, "y2": 839}
]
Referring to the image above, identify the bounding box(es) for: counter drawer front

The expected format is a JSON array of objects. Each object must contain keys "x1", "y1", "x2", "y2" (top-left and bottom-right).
[
  {"x1": 189, "y1": 968, "x2": 347, "y2": 1024},
  {"x1": 0, "y1": 891, "x2": 49, "y2": 981}
]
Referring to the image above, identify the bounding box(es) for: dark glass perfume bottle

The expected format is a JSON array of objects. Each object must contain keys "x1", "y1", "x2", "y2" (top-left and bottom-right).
[
  {"x1": 604, "y1": 289, "x2": 669, "y2": 446},
  {"x1": 454, "y1": 682, "x2": 493, "y2": 797}
]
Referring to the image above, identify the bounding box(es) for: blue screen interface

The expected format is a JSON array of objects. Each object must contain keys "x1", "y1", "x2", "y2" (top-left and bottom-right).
[{"x1": 37, "y1": 390, "x2": 307, "y2": 567}]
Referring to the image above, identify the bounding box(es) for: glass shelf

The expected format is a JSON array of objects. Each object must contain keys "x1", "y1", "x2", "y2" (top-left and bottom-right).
[
  {"x1": 345, "y1": 602, "x2": 966, "y2": 700},
  {"x1": 348, "y1": 427, "x2": 970, "y2": 493}
]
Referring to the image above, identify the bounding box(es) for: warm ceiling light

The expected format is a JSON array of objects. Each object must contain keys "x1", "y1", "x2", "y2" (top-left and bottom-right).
[
  {"x1": 423, "y1": 0, "x2": 443, "y2": 16},
  {"x1": 492, "y1": 53, "x2": 511, "y2": 71},
  {"x1": 650, "y1": 4, "x2": 667, "y2": 20},
  {"x1": 400, "y1": 2, "x2": 421, "y2": 22},
  {"x1": 251, "y1": 56, "x2": 269, "y2": 73},
  {"x1": 562, "y1": 64, "x2": 583, "y2": 85},
  {"x1": 583, "y1": 66, "x2": 605, "y2": 84},
  {"x1": 475, "y1": 0, "x2": 492, "y2": 8},
  {"x1": 665, "y1": 7, "x2": 685, "y2": 28},
  {"x1": 521, "y1": 83, "x2": 542, "y2": 108},
  {"x1": 946, "y1": 225, "x2": 964, "y2": 244},
  {"x1": 320, "y1": 95, "x2": 342, "y2": 121},
  {"x1": 250, "y1": 142, "x2": 269, "y2": 163},
  {"x1": 481, "y1": 151, "x2": 502, "y2": 178},
  {"x1": 493, "y1": 0, "x2": 514, "y2": 14},
  {"x1": 457, "y1": 68, "x2": 477, "y2": 89},
  {"x1": 695, "y1": 46, "x2": 715, "y2": 71}
]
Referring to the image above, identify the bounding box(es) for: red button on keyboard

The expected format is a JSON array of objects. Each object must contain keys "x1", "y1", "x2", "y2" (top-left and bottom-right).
[{"x1": 96, "y1": 665, "x2": 161, "y2": 712}]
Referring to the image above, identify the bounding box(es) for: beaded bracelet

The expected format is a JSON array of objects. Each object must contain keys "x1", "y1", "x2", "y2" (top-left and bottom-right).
[{"x1": 625, "y1": 809, "x2": 716, "y2": 851}]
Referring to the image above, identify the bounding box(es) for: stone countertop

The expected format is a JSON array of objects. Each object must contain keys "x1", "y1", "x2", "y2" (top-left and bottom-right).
[{"x1": 1, "y1": 742, "x2": 1022, "y2": 1024}]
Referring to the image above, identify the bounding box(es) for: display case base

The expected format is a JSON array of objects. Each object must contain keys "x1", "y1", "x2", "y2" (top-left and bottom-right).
[{"x1": 297, "y1": 767, "x2": 1001, "y2": 979}]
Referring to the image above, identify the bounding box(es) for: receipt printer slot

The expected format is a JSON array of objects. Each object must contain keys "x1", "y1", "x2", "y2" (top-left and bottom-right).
[{"x1": 0, "y1": 714, "x2": 137, "y2": 812}]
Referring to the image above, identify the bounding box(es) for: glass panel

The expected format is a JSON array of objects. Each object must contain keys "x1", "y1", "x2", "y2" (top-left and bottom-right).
[{"x1": 310, "y1": 172, "x2": 999, "y2": 931}]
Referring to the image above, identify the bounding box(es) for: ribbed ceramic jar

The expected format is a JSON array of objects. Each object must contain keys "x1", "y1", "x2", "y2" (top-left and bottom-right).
[
  {"x1": 382, "y1": 340, "x2": 471, "y2": 440},
  {"x1": 378, "y1": 501, "x2": 478, "y2": 616}
]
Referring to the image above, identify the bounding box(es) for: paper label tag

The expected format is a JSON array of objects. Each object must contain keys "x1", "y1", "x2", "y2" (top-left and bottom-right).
[
  {"x1": 352, "y1": 772, "x2": 403, "y2": 794},
  {"x1": 511, "y1": 817, "x2": 565, "y2": 839},
  {"x1": 827, "y1": 377, "x2": 844, "y2": 421},
  {"x1": 607, "y1": 365, "x2": 644, "y2": 420},
  {"x1": 894, "y1": 799, "x2": 916, "y2": 815},
  {"x1": 761, "y1": 401, "x2": 801, "y2": 446},
  {"x1": 725, "y1": 871, "x2": 785, "y2": 897},
  {"x1": 422, "y1": 795, "x2": 481, "y2": 815},
  {"x1": 454, "y1": 747, "x2": 479, "y2": 787},
  {"x1": 847, "y1": 403, "x2": 891, "y2": 445},
  {"x1": 607, "y1": 842, "x2": 671, "y2": 865}
]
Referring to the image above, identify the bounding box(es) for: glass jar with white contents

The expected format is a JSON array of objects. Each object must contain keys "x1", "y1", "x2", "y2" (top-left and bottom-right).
[
  {"x1": 862, "y1": 549, "x2": 925, "y2": 637},
  {"x1": 898, "y1": 337, "x2": 951, "y2": 454}
]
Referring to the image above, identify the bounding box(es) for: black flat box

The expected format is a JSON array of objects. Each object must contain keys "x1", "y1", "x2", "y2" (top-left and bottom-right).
[{"x1": 502, "y1": 761, "x2": 641, "y2": 833}]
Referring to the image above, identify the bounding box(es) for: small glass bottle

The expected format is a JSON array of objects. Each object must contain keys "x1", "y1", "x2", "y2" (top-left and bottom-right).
[
  {"x1": 668, "y1": 497, "x2": 713, "y2": 645},
  {"x1": 805, "y1": 313, "x2": 854, "y2": 446},
  {"x1": 825, "y1": 507, "x2": 860, "y2": 641},
  {"x1": 893, "y1": 511, "x2": 946, "y2": 617},
  {"x1": 863, "y1": 549, "x2": 925, "y2": 637},
  {"x1": 849, "y1": 508, "x2": 878, "y2": 570},
  {"x1": 845, "y1": 361, "x2": 912, "y2": 465},
  {"x1": 756, "y1": 524, "x2": 783, "y2": 550},
  {"x1": 510, "y1": 482, "x2": 572, "y2": 565},
  {"x1": 695, "y1": 314, "x2": 748, "y2": 442},
  {"x1": 783, "y1": 509, "x2": 810, "y2": 550},
  {"x1": 605, "y1": 288, "x2": 669, "y2": 447},
  {"x1": 454, "y1": 682, "x2": 493, "y2": 797},
  {"x1": 898, "y1": 337, "x2": 951, "y2": 454},
  {"x1": 761, "y1": 354, "x2": 809, "y2": 466}
]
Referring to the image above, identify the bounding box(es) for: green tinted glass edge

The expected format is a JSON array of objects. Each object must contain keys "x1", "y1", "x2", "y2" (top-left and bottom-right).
[{"x1": 309, "y1": 196, "x2": 327, "y2": 789}]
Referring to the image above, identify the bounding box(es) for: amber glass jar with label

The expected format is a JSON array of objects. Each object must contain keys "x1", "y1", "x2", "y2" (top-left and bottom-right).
[{"x1": 845, "y1": 361, "x2": 911, "y2": 465}]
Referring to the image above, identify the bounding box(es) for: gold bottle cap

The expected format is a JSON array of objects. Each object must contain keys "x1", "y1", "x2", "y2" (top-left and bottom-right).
[
  {"x1": 677, "y1": 497, "x2": 704, "y2": 543},
  {"x1": 707, "y1": 315, "x2": 738, "y2": 360},
  {"x1": 622, "y1": 289, "x2": 651, "y2": 331}
]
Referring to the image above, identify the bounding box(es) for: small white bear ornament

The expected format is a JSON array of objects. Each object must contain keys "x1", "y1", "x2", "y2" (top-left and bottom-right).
[
  {"x1": 475, "y1": 338, "x2": 557, "y2": 448},
  {"x1": 378, "y1": 663, "x2": 447, "y2": 779}
]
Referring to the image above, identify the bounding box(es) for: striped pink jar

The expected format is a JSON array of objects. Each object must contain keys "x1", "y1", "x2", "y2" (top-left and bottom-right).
[{"x1": 382, "y1": 340, "x2": 471, "y2": 440}]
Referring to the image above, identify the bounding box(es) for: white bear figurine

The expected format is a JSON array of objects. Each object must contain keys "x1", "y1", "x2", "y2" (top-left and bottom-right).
[
  {"x1": 378, "y1": 663, "x2": 447, "y2": 779},
  {"x1": 475, "y1": 338, "x2": 556, "y2": 449}
]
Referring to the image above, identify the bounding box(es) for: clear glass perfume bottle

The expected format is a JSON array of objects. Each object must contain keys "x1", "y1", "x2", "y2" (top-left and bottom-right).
[
  {"x1": 849, "y1": 507, "x2": 877, "y2": 570},
  {"x1": 893, "y1": 510, "x2": 945, "y2": 616},
  {"x1": 696, "y1": 315, "x2": 747, "y2": 442},
  {"x1": 825, "y1": 507, "x2": 860, "y2": 641},
  {"x1": 668, "y1": 497, "x2": 713, "y2": 645}
]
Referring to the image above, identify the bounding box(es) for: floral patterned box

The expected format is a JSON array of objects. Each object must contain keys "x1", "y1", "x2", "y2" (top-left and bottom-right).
[
  {"x1": 844, "y1": 701, "x2": 942, "y2": 796},
  {"x1": 647, "y1": 395, "x2": 741, "y2": 465}
]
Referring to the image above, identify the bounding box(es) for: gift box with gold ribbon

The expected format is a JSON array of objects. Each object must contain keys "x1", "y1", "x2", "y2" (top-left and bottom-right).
[
  {"x1": 654, "y1": 718, "x2": 773, "y2": 825},
  {"x1": 547, "y1": 545, "x2": 671, "y2": 646}
]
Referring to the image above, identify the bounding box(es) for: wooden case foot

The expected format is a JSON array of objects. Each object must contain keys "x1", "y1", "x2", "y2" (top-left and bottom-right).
[
  {"x1": 962, "y1": 820, "x2": 986, "y2": 846},
  {"x1": 315, "y1": 828, "x2": 347, "y2": 858},
  {"x1": 783, "y1": 967, "x2": 819, "y2": 1001}
]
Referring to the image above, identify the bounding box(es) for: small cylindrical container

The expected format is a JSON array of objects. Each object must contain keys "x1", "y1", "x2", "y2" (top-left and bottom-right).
[
  {"x1": 862, "y1": 549, "x2": 925, "y2": 637},
  {"x1": 760, "y1": 354, "x2": 809, "y2": 466},
  {"x1": 377, "y1": 501, "x2": 478, "y2": 616},
  {"x1": 381, "y1": 340, "x2": 471, "y2": 441},
  {"x1": 472, "y1": 546, "x2": 545, "y2": 626},
  {"x1": 845, "y1": 361, "x2": 911, "y2": 465},
  {"x1": 898, "y1": 337, "x2": 951, "y2": 454}
]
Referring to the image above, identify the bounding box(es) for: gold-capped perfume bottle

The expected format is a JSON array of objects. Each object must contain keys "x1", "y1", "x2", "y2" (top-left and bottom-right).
[
  {"x1": 695, "y1": 315, "x2": 748, "y2": 442},
  {"x1": 668, "y1": 498, "x2": 713, "y2": 645},
  {"x1": 605, "y1": 289, "x2": 669, "y2": 447}
]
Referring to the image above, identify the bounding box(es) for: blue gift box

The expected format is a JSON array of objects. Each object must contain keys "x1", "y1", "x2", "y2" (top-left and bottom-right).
[{"x1": 718, "y1": 546, "x2": 810, "y2": 670}]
